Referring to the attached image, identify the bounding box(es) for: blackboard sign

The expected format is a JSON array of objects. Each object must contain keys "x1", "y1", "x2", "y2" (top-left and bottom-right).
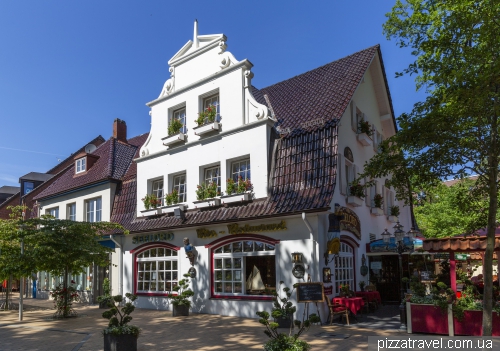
[{"x1": 296, "y1": 282, "x2": 324, "y2": 303}]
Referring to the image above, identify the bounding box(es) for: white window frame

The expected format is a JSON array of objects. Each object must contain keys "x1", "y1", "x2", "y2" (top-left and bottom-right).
[
  {"x1": 345, "y1": 160, "x2": 355, "y2": 195},
  {"x1": 230, "y1": 159, "x2": 251, "y2": 182},
  {"x1": 204, "y1": 165, "x2": 221, "y2": 194},
  {"x1": 136, "y1": 246, "x2": 179, "y2": 295},
  {"x1": 46, "y1": 207, "x2": 59, "y2": 219},
  {"x1": 76, "y1": 157, "x2": 86, "y2": 174},
  {"x1": 170, "y1": 107, "x2": 187, "y2": 134},
  {"x1": 202, "y1": 94, "x2": 220, "y2": 123},
  {"x1": 67, "y1": 203, "x2": 76, "y2": 221},
  {"x1": 86, "y1": 197, "x2": 102, "y2": 222},
  {"x1": 151, "y1": 179, "x2": 164, "y2": 206},
  {"x1": 334, "y1": 242, "x2": 354, "y2": 296},
  {"x1": 213, "y1": 240, "x2": 276, "y2": 296},
  {"x1": 172, "y1": 174, "x2": 187, "y2": 203}
]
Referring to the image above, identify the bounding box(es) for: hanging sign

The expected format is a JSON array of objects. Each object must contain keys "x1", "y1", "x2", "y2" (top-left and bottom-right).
[
  {"x1": 323, "y1": 285, "x2": 333, "y2": 295},
  {"x1": 455, "y1": 254, "x2": 469, "y2": 261},
  {"x1": 338, "y1": 207, "x2": 361, "y2": 239}
]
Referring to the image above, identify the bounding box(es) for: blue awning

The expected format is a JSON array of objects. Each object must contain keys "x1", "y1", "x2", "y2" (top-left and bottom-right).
[{"x1": 99, "y1": 239, "x2": 116, "y2": 249}]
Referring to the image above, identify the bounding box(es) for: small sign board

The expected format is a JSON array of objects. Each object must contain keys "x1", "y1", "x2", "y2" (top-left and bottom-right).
[
  {"x1": 296, "y1": 282, "x2": 324, "y2": 303},
  {"x1": 455, "y1": 253, "x2": 469, "y2": 261},
  {"x1": 420, "y1": 271, "x2": 433, "y2": 281},
  {"x1": 323, "y1": 285, "x2": 333, "y2": 295},
  {"x1": 370, "y1": 261, "x2": 382, "y2": 270}
]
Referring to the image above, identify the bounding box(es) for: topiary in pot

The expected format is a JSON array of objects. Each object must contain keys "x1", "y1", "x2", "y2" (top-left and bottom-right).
[
  {"x1": 102, "y1": 293, "x2": 140, "y2": 351},
  {"x1": 167, "y1": 273, "x2": 194, "y2": 317},
  {"x1": 270, "y1": 281, "x2": 296, "y2": 329}
]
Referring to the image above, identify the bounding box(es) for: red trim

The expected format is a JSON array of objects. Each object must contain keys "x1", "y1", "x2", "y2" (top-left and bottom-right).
[
  {"x1": 340, "y1": 235, "x2": 359, "y2": 248},
  {"x1": 205, "y1": 234, "x2": 280, "y2": 248},
  {"x1": 130, "y1": 241, "x2": 180, "y2": 254},
  {"x1": 211, "y1": 295, "x2": 273, "y2": 301}
]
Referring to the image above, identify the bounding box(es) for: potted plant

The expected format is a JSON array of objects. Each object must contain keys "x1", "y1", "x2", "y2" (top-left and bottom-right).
[
  {"x1": 348, "y1": 183, "x2": 364, "y2": 198},
  {"x1": 270, "y1": 281, "x2": 296, "y2": 329},
  {"x1": 167, "y1": 273, "x2": 194, "y2": 317},
  {"x1": 102, "y1": 293, "x2": 140, "y2": 351},
  {"x1": 195, "y1": 182, "x2": 219, "y2": 201},
  {"x1": 168, "y1": 118, "x2": 183, "y2": 136},
  {"x1": 373, "y1": 194, "x2": 383, "y2": 208},
  {"x1": 256, "y1": 282, "x2": 320, "y2": 351},
  {"x1": 339, "y1": 283, "x2": 351, "y2": 297},
  {"x1": 97, "y1": 278, "x2": 112, "y2": 309},
  {"x1": 388, "y1": 205, "x2": 400, "y2": 222},
  {"x1": 358, "y1": 281, "x2": 366, "y2": 292},
  {"x1": 165, "y1": 189, "x2": 179, "y2": 206},
  {"x1": 141, "y1": 194, "x2": 161, "y2": 210},
  {"x1": 195, "y1": 105, "x2": 217, "y2": 126},
  {"x1": 357, "y1": 119, "x2": 372, "y2": 136}
]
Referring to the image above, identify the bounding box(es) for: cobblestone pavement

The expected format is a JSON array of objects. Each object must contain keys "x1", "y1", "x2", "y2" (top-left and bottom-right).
[{"x1": 0, "y1": 297, "x2": 407, "y2": 351}]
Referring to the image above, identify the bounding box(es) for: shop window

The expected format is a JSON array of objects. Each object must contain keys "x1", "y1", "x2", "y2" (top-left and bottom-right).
[
  {"x1": 212, "y1": 239, "x2": 275, "y2": 297},
  {"x1": 136, "y1": 246, "x2": 179, "y2": 295},
  {"x1": 334, "y1": 242, "x2": 354, "y2": 295},
  {"x1": 86, "y1": 197, "x2": 102, "y2": 222}
]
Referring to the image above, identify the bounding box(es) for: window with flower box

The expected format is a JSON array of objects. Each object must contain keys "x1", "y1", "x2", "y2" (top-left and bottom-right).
[
  {"x1": 169, "y1": 107, "x2": 186, "y2": 135},
  {"x1": 172, "y1": 174, "x2": 186, "y2": 203},
  {"x1": 152, "y1": 179, "x2": 164, "y2": 206},
  {"x1": 230, "y1": 159, "x2": 251, "y2": 182},
  {"x1": 135, "y1": 246, "x2": 179, "y2": 294},
  {"x1": 204, "y1": 165, "x2": 221, "y2": 194},
  {"x1": 212, "y1": 239, "x2": 276, "y2": 297},
  {"x1": 203, "y1": 94, "x2": 220, "y2": 121}
]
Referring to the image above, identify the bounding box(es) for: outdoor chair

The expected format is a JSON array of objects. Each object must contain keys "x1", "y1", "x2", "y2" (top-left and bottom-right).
[
  {"x1": 327, "y1": 299, "x2": 350, "y2": 325},
  {"x1": 365, "y1": 284, "x2": 376, "y2": 292}
]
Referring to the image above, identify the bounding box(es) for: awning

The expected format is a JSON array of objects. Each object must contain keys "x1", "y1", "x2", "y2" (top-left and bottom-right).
[
  {"x1": 99, "y1": 239, "x2": 116, "y2": 249},
  {"x1": 367, "y1": 237, "x2": 423, "y2": 254}
]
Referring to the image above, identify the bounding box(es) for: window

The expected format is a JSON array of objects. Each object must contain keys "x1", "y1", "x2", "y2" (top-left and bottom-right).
[
  {"x1": 67, "y1": 203, "x2": 76, "y2": 221},
  {"x1": 86, "y1": 198, "x2": 102, "y2": 222},
  {"x1": 213, "y1": 239, "x2": 275, "y2": 296},
  {"x1": 204, "y1": 166, "x2": 221, "y2": 194},
  {"x1": 334, "y1": 243, "x2": 354, "y2": 296},
  {"x1": 172, "y1": 174, "x2": 186, "y2": 203},
  {"x1": 24, "y1": 182, "x2": 34, "y2": 195},
  {"x1": 76, "y1": 158, "x2": 86, "y2": 174},
  {"x1": 203, "y1": 94, "x2": 220, "y2": 122},
  {"x1": 171, "y1": 107, "x2": 186, "y2": 134},
  {"x1": 136, "y1": 247, "x2": 178, "y2": 294},
  {"x1": 152, "y1": 179, "x2": 164, "y2": 206},
  {"x1": 231, "y1": 159, "x2": 251, "y2": 182},
  {"x1": 46, "y1": 207, "x2": 59, "y2": 219}
]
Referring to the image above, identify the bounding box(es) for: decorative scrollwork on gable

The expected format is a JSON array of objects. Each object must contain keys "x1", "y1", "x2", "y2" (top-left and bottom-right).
[{"x1": 159, "y1": 67, "x2": 175, "y2": 98}]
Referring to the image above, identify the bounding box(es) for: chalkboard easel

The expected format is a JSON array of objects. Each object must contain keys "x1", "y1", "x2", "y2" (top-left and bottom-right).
[{"x1": 296, "y1": 282, "x2": 324, "y2": 303}]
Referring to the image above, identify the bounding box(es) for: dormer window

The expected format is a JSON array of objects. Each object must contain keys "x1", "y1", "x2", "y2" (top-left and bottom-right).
[{"x1": 76, "y1": 157, "x2": 86, "y2": 174}]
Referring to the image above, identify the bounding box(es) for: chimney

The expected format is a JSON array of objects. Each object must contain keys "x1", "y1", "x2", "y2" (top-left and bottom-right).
[{"x1": 113, "y1": 118, "x2": 127, "y2": 143}]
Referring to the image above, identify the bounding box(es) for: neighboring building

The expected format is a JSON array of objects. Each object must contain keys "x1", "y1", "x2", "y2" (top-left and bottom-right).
[
  {"x1": 33, "y1": 120, "x2": 147, "y2": 301},
  {"x1": 0, "y1": 186, "x2": 19, "y2": 206},
  {"x1": 111, "y1": 22, "x2": 413, "y2": 319}
]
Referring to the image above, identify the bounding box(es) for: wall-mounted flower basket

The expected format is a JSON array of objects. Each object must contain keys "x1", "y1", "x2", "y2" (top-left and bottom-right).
[
  {"x1": 162, "y1": 132, "x2": 186, "y2": 146},
  {"x1": 346, "y1": 196, "x2": 363, "y2": 207},
  {"x1": 388, "y1": 215, "x2": 398, "y2": 223},
  {"x1": 370, "y1": 207, "x2": 384, "y2": 216},
  {"x1": 194, "y1": 121, "x2": 220, "y2": 136},
  {"x1": 221, "y1": 192, "x2": 251, "y2": 204},
  {"x1": 193, "y1": 198, "x2": 221, "y2": 209},
  {"x1": 140, "y1": 208, "x2": 161, "y2": 216},
  {"x1": 356, "y1": 133, "x2": 372, "y2": 146},
  {"x1": 161, "y1": 203, "x2": 187, "y2": 214}
]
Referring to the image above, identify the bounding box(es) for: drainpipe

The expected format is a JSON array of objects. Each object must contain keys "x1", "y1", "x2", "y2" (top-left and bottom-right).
[
  {"x1": 302, "y1": 213, "x2": 318, "y2": 281},
  {"x1": 110, "y1": 234, "x2": 123, "y2": 296}
]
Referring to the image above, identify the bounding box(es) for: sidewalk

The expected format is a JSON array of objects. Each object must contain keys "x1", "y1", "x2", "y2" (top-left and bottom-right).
[{"x1": 0, "y1": 297, "x2": 407, "y2": 351}]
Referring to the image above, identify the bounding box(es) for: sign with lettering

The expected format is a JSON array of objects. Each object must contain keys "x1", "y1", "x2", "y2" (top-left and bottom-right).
[
  {"x1": 296, "y1": 282, "x2": 325, "y2": 303},
  {"x1": 455, "y1": 253, "x2": 469, "y2": 261},
  {"x1": 323, "y1": 285, "x2": 333, "y2": 295},
  {"x1": 339, "y1": 207, "x2": 361, "y2": 239},
  {"x1": 196, "y1": 228, "x2": 217, "y2": 239},
  {"x1": 132, "y1": 232, "x2": 174, "y2": 245},
  {"x1": 370, "y1": 261, "x2": 382, "y2": 270},
  {"x1": 227, "y1": 220, "x2": 287, "y2": 235}
]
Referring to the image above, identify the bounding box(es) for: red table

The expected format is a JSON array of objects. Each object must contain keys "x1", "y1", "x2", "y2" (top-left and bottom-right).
[
  {"x1": 333, "y1": 297, "x2": 364, "y2": 315},
  {"x1": 355, "y1": 291, "x2": 381, "y2": 305}
]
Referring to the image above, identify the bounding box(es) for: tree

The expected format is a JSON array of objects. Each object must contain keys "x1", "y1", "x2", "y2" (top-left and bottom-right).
[{"x1": 358, "y1": 0, "x2": 500, "y2": 335}]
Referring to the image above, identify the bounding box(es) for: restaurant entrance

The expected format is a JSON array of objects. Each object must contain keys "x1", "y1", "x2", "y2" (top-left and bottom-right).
[{"x1": 369, "y1": 254, "x2": 409, "y2": 303}]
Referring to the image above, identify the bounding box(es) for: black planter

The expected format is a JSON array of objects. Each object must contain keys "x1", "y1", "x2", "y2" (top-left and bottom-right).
[
  {"x1": 103, "y1": 334, "x2": 138, "y2": 351},
  {"x1": 99, "y1": 301, "x2": 109, "y2": 309},
  {"x1": 275, "y1": 317, "x2": 292, "y2": 329},
  {"x1": 172, "y1": 304, "x2": 190, "y2": 317}
]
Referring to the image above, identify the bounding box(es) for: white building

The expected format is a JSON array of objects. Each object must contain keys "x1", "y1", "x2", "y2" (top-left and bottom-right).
[{"x1": 116, "y1": 22, "x2": 412, "y2": 319}]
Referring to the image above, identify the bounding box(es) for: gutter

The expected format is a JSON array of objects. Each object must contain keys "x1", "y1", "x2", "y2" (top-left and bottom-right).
[{"x1": 110, "y1": 234, "x2": 124, "y2": 296}]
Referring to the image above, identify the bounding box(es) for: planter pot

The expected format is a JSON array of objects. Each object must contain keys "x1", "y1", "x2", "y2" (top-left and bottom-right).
[
  {"x1": 410, "y1": 303, "x2": 449, "y2": 335},
  {"x1": 221, "y1": 192, "x2": 251, "y2": 204},
  {"x1": 140, "y1": 207, "x2": 161, "y2": 216},
  {"x1": 275, "y1": 317, "x2": 292, "y2": 329},
  {"x1": 388, "y1": 215, "x2": 398, "y2": 223},
  {"x1": 370, "y1": 207, "x2": 384, "y2": 216},
  {"x1": 193, "y1": 198, "x2": 221, "y2": 209},
  {"x1": 162, "y1": 132, "x2": 186, "y2": 146},
  {"x1": 172, "y1": 304, "x2": 190, "y2": 317},
  {"x1": 103, "y1": 334, "x2": 138, "y2": 351},
  {"x1": 194, "y1": 121, "x2": 220, "y2": 136},
  {"x1": 99, "y1": 300, "x2": 109, "y2": 309},
  {"x1": 161, "y1": 203, "x2": 187, "y2": 214},
  {"x1": 453, "y1": 310, "x2": 500, "y2": 336},
  {"x1": 346, "y1": 196, "x2": 363, "y2": 207},
  {"x1": 356, "y1": 133, "x2": 372, "y2": 146}
]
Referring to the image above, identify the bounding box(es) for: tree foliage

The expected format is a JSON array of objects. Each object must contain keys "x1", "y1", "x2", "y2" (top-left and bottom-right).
[{"x1": 357, "y1": 0, "x2": 500, "y2": 335}]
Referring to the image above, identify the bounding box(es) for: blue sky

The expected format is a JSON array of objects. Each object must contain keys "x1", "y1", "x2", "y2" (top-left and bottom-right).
[{"x1": 0, "y1": 1, "x2": 425, "y2": 187}]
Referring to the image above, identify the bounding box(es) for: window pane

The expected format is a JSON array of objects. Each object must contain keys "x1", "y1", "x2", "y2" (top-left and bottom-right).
[
  {"x1": 223, "y1": 244, "x2": 231, "y2": 253},
  {"x1": 243, "y1": 241, "x2": 253, "y2": 252},
  {"x1": 215, "y1": 259, "x2": 222, "y2": 269},
  {"x1": 232, "y1": 242, "x2": 242, "y2": 253}
]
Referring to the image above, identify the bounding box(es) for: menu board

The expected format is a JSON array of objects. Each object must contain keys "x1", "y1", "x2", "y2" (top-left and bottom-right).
[{"x1": 296, "y1": 282, "x2": 324, "y2": 303}]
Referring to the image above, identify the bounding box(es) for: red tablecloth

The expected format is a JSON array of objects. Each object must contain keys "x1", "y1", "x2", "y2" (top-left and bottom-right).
[
  {"x1": 355, "y1": 291, "x2": 381, "y2": 304},
  {"x1": 333, "y1": 297, "x2": 364, "y2": 315}
]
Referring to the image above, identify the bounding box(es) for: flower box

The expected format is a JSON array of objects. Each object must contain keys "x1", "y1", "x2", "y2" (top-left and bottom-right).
[
  {"x1": 356, "y1": 133, "x2": 372, "y2": 147},
  {"x1": 408, "y1": 303, "x2": 450, "y2": 335},
  {"x1": 193, "y1": 198, "x2": 221, "y2": 209},
  {"x1": 346, "y1": 196, "x2": 363, "y2": 207},
  {"x1": 370, "y1": 207, "x2": 384, "y2": 216},
  {"x1": 453, "y1": 310, "x2": 500, "y2": 336},
  {"x1": 162, "y1": 132, "x2": 186, "y2": 146},
  {"x1": 161, "y1": 203, "x2": 187, "y2": 214},
  {"x1": 388, "y1": 215, "x2": 398, "y2": 223},
  {"x1": 194, "y1": 121, "x2": 220, "y2": 136},
  {"x1": 221, "y1": 192, "x2": 251, "y2": 204},
  {"x1": 140, "y1": 208, "x2": 161, "y2": 216}
]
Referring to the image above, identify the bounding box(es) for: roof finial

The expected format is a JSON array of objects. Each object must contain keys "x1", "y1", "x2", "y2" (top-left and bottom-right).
[{"x1": 193, "y1": 19, "x2": 199, "y2": 49}]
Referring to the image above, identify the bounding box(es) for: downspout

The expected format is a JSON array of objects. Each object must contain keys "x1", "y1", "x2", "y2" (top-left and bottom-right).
[
  {"x1": 302, "y1": 213, "x2": 318, "y2": 281},
  {"x1": 110, "y1": 234, "x2": 123, "y2": 296}
]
